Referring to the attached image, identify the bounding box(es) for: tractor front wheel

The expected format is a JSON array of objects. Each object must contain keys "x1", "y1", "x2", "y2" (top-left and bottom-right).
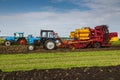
[
  {"x1": 44, "y1": 40, "x2": 56, "y2": 50},
  {"x1": 28, "y1": 45, "x2": 35, "y2": 51},
  {"x1": 5, "y1": 41, "x2": 11, "y2": 46}
]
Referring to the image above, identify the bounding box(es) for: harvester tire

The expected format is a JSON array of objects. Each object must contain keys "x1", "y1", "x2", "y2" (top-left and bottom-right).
[
  {"x1": 17, "y1": 38, "x2": 27, "y2": 45},
  {"x1": 28, "y1": 45, "x2": 35, "y2": 51},
  {"x1": 44, "y1": 40, "x2": 56, "y2": 50},
  {"x1": 93, "y1": 42, "x2": 101, "y2": 48},
  {"x1": 5, "y1": 41, "x2": 11, "y2": 46}
]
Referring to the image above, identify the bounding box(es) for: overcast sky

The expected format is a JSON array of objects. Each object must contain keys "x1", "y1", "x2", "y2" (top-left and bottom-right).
[{"x1": 0, "y1": 0, "x2": 120, "y2": 37}]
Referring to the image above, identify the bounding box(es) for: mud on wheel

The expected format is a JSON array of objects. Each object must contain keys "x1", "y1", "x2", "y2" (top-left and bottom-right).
[{"x1": 44, "y1": 40, "x2": 56, "y2": 50}]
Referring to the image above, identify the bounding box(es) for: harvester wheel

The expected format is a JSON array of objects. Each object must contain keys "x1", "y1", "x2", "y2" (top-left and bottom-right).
[
  {"x1": 28, "y1": 45, "x2": 35, "y2": 51},
  {"x1": 93, "y1": 42, "x2": 101, "y2": 48},
  {"x1": 18, "y1": 38, "x2": 27, "y2": 45},
  {"x1": 5, "y1": 41, "x2": 11, "y2": 46},
  {"x1": 44, "y1": 40, "x2": 56, "y2": 50}
]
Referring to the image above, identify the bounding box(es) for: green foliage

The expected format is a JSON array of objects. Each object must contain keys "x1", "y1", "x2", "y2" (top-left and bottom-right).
[
  {"x1": 111, "y1": 39, "x2": 120, "y2": 45},
  {"x1": 0, "y1": 50, "x2": 120, "y2": 72},
  {"x1": 0, "y1": 38, "x2": 4, "y2": 44}
]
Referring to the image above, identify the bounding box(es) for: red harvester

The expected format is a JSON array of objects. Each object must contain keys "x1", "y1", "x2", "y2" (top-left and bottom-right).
[{"x1": 60, "y1": 25, "x2": 118, "y2": 49}]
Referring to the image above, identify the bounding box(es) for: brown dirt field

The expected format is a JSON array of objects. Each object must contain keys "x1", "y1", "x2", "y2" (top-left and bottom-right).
[
  {"x1": 0, "y1": 45, "x2": 28, "y2": 54},
  {"x1": 0, "y1": 65, "x2": 120, "y2": 80},
  {"x1": 0, "y1": 45, "x2": 120, "y2": 54}
]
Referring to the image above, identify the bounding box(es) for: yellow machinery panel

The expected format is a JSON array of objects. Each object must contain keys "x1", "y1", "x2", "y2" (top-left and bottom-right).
[
  {"x1": 74, "y1": 34, "x2": 79, "y2": 38},
  {"x1": 70, "y1": 32, "x2": 75, "y2": 38},
  {"x1": 110, "y1": 37, "x2": 119, "y2": 42},
  {"x1": 79, "y1": 34, "x2": 89, "y2": 37},
  {"x1": 79, "y1": 29, "x2": 90, "y2": 33},
  {"x1": 70, "y1": 32, "x2": 75, "y2": 35},
  {"x1": 79, "y1": 37, "x2": 90, "y2": 40},
  {"x1": 70, "y1": 35, "x2": 74, "y2": 38},
  {"x1": 70, "y1": 28, "x2": 91, "y2": 40}
]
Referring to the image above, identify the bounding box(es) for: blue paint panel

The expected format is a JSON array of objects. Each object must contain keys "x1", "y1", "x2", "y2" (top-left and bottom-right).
[
  {"x1": 27, "y1": 35, "x2": 41, "y2": 44},
  {"x1": 5, "y1": 36, "x2": 15, "y2": 42}
]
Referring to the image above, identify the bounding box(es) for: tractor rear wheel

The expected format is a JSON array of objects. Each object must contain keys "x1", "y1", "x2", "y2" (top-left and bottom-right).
[
  {"x1": 93, "y1": 42, "x2": 101, "y2": 48},
  {"x1": 44, "y1": 40, "x2": 56, "y2": 50},
  {"x1": 17, "y1": 38, "x2": 27, "y2": 45},
  {"x1": 5, "y1": 41, "x2": 11, "y2": 46}
]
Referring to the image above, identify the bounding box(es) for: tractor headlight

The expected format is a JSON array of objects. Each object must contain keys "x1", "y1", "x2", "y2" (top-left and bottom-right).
[
  {"x1": 55, "y1": 40, "x2": 61, "y2": 46},
  {"x1": 55, "y1": 40, "x2": 59, "y2": 43}
]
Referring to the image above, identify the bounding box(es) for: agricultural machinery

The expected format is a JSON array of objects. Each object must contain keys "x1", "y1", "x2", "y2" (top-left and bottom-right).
[
  {"x1": 4, "y1": 32, "x2": 27, "y2": 46},
  {"x1": 4, "y1": 30, "x2": 61, "y2": 50},
  {"x1": 60, "y1": 25, "x2": 118, "y2": 49},
  {"x1": 3, "y1": 25, "x2": 118, "y2": 51},
  {"x1": 27, "y1": 30, "x2": 61, "y2": 50}
]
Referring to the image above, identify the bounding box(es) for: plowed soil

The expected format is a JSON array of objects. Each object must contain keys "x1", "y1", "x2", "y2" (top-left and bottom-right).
[
  {"x1": 0, "y1": 45, "x2": 120, "y2": 54},
  {"x1": 0, "y1": 45, "x2": 28, "y2": 54},
  {"x1": 0, "y1": 65, "x2": 120, "y2": 80}
]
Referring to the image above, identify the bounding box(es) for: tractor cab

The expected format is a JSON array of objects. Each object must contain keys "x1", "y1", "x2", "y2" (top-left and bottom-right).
[
  {"x1": 40, "y1": 30, "x2": 59, "y2": 43},
  {"x1": 40, "y1": 30, "x2": 58, "y2": 38},
  {"x1": 14, "y1": 32, "x2": 24, "y2": 40},
  {"x1": 14, "y1": 32, "x2": 24, "y2": 37}
]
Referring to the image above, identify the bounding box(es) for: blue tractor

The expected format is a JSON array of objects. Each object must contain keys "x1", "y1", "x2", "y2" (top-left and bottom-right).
[
  {"x1": 28, "y1": 30, "x2": 61, "y2": 50},
  {"x1": 4, "y1": 32, "x2": 27, "y2": 46}
]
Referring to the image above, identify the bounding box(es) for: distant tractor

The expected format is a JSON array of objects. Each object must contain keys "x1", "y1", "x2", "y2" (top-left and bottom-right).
[
  {"x1": 4, "y1": 32, "x2": 27, "y2": 46},
  {"x1": 28, "y1": 30, "x2": 61, "y2": 50}
]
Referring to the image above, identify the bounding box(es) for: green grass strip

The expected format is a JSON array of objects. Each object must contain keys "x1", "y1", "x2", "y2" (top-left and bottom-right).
[
  {"x1": 111, "y1": 40, "x2": 120, "y2": 45},
  {"x1": 0, "y1": 50, "x2": 120, "y2": 72}
]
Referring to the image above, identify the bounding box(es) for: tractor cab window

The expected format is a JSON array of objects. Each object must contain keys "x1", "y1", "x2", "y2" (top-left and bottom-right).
[
  {"x1": 14, "y1": 33, "x2": 18, "y2": 38},
  {"x1": 14, "y1": 33, "x2": 24, "y2": 38},
  {"x1": 42, "y1": 32, "x2": 47, "y2": 37},
  {"x1": 41, "y1": 32, "x2": 54, "y2": 38},
  {"x1": 48, "y1": 32, "x2": 54, "y2": 38},
  {"x1": 41, "y1": 30, "x2": 55, "y2": 38},
  {"x1": 19, "y1": 33, "x2": 24, "y2": 37}
]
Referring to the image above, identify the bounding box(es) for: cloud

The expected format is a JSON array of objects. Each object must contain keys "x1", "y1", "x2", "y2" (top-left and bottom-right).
[
  {"x1": 72, "y1": 0, "x2": 120, "y2": 11},
  {"x1": 0, "y1": 0, "x2": 120, "y2": 37},
  {"x1": 49, "y1": 0, "x2": 120, "y2": 19},
  {"x1": 0, "y1": 9, "x2": 120, "y2": 37}
]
